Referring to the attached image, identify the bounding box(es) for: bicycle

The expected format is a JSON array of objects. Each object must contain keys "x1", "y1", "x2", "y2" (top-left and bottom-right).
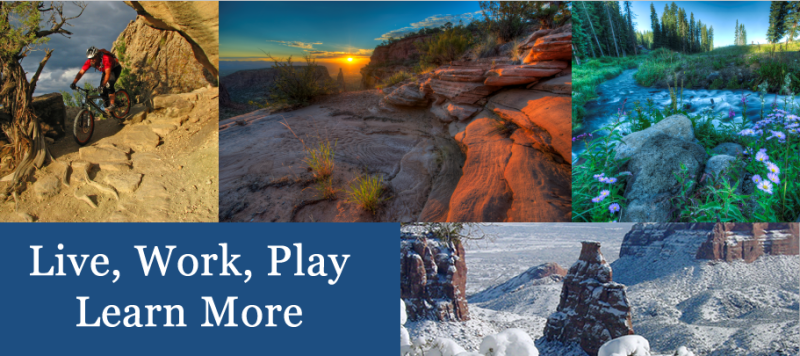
[{"x1": 72, "y1": 86, "x2": 131, "y2": 145}]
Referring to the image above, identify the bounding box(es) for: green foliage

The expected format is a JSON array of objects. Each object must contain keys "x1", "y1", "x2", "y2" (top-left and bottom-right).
[
  {"x1": 479, "y1": 1, "x2": 534, "y2": 42},
  {"x1": 305, "y1": 138, "x2": 336, "y2": 181},
  {"x1": 61, "y1": 82, "x2": 107, "y2": 120},
  {"x1": 113, "y1": 41, "x2": 144, "y2": 103},
  {"x1": 314, "y1": 177, "x2": 338, "y2": 200},
  {"x1": 0, "y1": 2, "x2": 49, "y2": 59},
  {"x1": 263, "y1": 54, "x2": 334, "y2": 108},
  {"x1": 471, "y1": 33, "x2": 499, "y2": 61},
  {"x1": 709, "y1": 77, "x2": 724, "y2": 90},
  {"x1": 415, "y1": 25, "x2": 472, "y2": 66},
  {"x1": 346, "y1": 174, "x2": 387, "y2": 214},
  {"x1": 376, "y1": 71, "x2": 414, "y2": 89}
]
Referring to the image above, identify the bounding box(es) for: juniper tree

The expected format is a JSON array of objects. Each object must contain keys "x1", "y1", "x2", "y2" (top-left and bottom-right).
[{"x1": 0, "y1": 1, "x2": 86, "y2": 191}]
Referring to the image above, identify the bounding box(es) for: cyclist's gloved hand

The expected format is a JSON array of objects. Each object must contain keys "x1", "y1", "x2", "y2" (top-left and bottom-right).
[
  {"x1": 70, "y1": 83, "x2": 77, "y2": 90},
  {"x1": 104, "y1": 82, "x2": 111, "y2": 89}
]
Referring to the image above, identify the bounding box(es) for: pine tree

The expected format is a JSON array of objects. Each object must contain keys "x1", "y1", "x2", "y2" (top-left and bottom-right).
[
  {"x1": 709, "y1": 26, "x2": 714, "y2": 50},
  {"x1": 580, "y1": 1, "x2": 604, "y2": 57},
  {"x1": 625, "y1": 1, "x2": 638, "y2": 55},
  {"x1": 650, "y1": 3, "x2": 660, "y2": 48},
  {"x1": 572, "y1": 2, "x2": 593, "y2": 59},
  {"x1": 767, "y1": 1, "x2": 790, "y2": 43},
  {"x1": 735, "y1": 19, "x2": 739, "y2": 45},
  {"x1": 741, "y1": 24, "x2": 747, "y2": 45},
  {"x1": 604, "y1": 1, "x2": 621, "y2": 57},
  {"x1": 786, "y1": 2, "x2": 800, "y2": 44}
]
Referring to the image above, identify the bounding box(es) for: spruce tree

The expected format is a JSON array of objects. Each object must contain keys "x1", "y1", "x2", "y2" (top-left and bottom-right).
[
  {"x1": 625, "y1": 1, "x2": 638, "y2": 54},
  {"x1": 735, "y1": 19, "x2": 739, "y2": 45},
  {"x1": 767, "y1": 1, "x2": 790, "y2": 43},
  {"x1": 786, "y1": 2, "x2": 800, "y2": 44},
  {"x1": 650, "y1": 3, "x2": 660, "y2": 48}
]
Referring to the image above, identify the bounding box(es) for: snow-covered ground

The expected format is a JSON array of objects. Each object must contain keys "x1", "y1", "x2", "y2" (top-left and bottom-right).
[{"x1": 404, "y1": 223, "x2": 799, "y2": 356}]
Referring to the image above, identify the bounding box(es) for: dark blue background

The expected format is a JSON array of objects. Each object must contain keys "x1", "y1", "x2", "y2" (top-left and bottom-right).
[{"x1": 0, "y1": 223, "x2": 397, "y2": 355}]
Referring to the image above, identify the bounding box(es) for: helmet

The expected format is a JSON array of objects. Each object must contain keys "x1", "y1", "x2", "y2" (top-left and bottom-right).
[{"x1": 86, "y1": 46, "x2": 99, "y2": 59}]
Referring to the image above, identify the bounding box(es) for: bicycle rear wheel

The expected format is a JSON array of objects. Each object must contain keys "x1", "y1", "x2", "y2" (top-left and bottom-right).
[
  {"x1": 111, "y1": 89, "x2": 131, "y2": 119},
  {"x1": 73, "y1": 109, "x2": 94, "y2": 146}
]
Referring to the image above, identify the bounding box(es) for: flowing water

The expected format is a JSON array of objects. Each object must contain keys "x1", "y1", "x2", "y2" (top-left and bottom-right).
[{"x1": 572, "y1": 69, "x2": 800, "y2": 160}]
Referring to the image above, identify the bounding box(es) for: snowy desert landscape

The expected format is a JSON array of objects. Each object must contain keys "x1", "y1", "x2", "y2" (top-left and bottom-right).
[{"x1": 401, "y1": 223, "x2": 799, "y2": 356}]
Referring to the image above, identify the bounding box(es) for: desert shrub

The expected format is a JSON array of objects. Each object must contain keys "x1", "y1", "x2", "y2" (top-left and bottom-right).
[
  {"x1": 347, "y1": 174, "x2": 387, "y2": 214},
  {"x1": 479, "y1": 1, "x2": 567, "y2": 41},
  {"x1": 490, "y1": 117, "x2": 517, "y2": 137},
  {"x1": 416, "y1": 25, "x2": 472, "y2": 66},
  {"x1": 376, "y1": 71, "x2": 414, "y2": 89},
  {"x1": 304, "y1": 138, "x2": 336, "y2": 180},
  {"x1": 509, "y1": 37, "x2": 526, "y2": 63},
  {"x1": 412, "y1": 62, "x2": 438, "y2": 75},
  {"x1": 472, "y1": 33, "x2": 499, "y2": 60},
  {"x1": 264, "y1": 54, "x2": 334, "y2": 108}
]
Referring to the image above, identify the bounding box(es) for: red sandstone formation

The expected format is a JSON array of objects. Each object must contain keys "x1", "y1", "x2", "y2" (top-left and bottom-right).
[
  {"x1": 695, "y1": 223, "x2": 800, "y2": 262},
  {"x1": 544, "y1": 242, "x2": 634, "y2": 356},
  {"x1": 400, "y1": 231, "x2": 469, "y2": 321}
]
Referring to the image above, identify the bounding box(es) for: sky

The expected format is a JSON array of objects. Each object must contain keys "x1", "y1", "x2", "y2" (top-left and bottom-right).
[
  {"x1": 631, "y1": 1, "x2": 778, "y2": 48},
  {"x1": 219, "y1": 1, "x2": 483, "y2": 76},
  {"x1": 20, "y1": 2, "x2": 137, "y2": 95}
]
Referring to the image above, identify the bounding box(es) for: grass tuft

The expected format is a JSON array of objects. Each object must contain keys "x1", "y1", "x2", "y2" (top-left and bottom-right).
[{"x1": 347, "y1": 174, "x2": 387, "y2": 214}]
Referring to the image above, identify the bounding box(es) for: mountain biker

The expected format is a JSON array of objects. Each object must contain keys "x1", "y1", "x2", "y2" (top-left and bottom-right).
[{"x1": 70, "y1": 46, "x2": 122, "y2": 115}]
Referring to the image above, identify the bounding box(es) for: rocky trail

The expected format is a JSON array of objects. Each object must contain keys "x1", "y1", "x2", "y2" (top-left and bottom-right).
[{"x1": 0, "y1": 87, "x2": 219, "y2": 222}]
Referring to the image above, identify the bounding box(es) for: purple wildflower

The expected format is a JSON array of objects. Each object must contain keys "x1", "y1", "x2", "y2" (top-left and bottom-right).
[
  {"x1": 756, "y1": 180, "x2": 774, "y2": 194},
  {"x1": 768, "y1": 173, "x2": 780, "y2": 184},
  {"x1": 728, "y1": 109, "x2": 735, "y2": 119},
  {"x1": 765, "y1": 162, "x2": 780, "y2": 174},
  {"x1": 609, "y1": 203, "x2": 620, "y2": 214},
  {"x1": 752, "y1": 174, "x2": 762, "y2": 184},
  {"x1": 605, "y1": 177, "x2": 618, "y2": 184},
  {"x1": 755, "y1": 149, "x2": 769, "y2": 163},
  {"x1": 600, "y1": 190, "x2": 610, "y2": 197}
]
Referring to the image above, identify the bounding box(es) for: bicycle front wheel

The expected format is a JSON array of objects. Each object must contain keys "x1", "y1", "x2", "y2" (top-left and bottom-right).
[
  {"x1": 112, "y1": 89, "x2": 131, "y2": 119},
  {"x1": 73, "y1": 109, "x2": 94, "y2": 146}
]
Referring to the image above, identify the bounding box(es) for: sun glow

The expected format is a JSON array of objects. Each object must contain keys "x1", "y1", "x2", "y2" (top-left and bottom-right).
[{"x1": 347, "y1": 57, "x2": 353, "y2": 62}]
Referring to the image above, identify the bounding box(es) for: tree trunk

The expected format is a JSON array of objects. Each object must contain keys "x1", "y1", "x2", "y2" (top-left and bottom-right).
[
  {"x1": 582, "y1": 2, "x2": 605, "y2": 57},
  {"x1": 605, "y1": 2, "x2": 621, "y2": 57},
  {"x1": 572, "y1": 44, "x2": 582, "y2": 65}
]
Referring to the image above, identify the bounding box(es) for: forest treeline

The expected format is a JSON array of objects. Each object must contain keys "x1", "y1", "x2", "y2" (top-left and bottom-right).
[{"x1": 573, "y1": 1, "x2": 715, "y2": 60}]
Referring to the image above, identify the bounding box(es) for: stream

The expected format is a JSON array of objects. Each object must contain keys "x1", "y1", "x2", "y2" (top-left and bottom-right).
[{"x1": 572, "y1": 69, "x2": 800, "y2": 161}]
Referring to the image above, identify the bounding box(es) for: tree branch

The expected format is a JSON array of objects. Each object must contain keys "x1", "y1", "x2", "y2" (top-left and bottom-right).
[{"x1": 28, "y1": 49, "x2": 52, "y2": 100}]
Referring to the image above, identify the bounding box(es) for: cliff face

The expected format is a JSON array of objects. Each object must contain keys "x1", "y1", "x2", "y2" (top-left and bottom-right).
[
  {"x1": 124, "y1": 1, "x2": 219, "y2": 78},
  {"x1": 544, "y1": 242, "x2": 634, "y2": 356},
  {"x1": 360, "y1": 34, "x2": 432, "y2": 89},
  {"x1": 220, "y1": 67, "x2": 331, "y2": 105},
  {"x1": 400, "y1": 231, "x2": 469, "y2": 322},
  {"x1": 620, "y1": 223, "x2": 799, "y2": 263},
  {"x1": 112, "y1": 18, "x2": 215, "y2": 98}
]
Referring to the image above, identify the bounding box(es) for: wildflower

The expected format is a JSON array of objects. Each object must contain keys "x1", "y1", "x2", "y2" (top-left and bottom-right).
[
  {"x1": 592, "y1": 195, "x2": 606, "y2": 203},
  {"x1": 765, "y1": 162, "x2": 780, "y2": 174},
  {"x1": 755, "y1": 149, "x2": 769, "y2": 163},
  {"x1": 739, "y1": 129, "x2": 757, "y2": 136},
  {"x1": 600, "y1": 190, "x2": 610, "y2": 197},
  {"x1": 767, "y1": 130, "x2": 786, "y2": 142},
  {"x1": 604, "y1": 177, "x2": 618, "y2": 184},
  {"x1": 768, "y1": 172, "x2": 780, "y2": 184},
  {"x1": 752, "y1": 174, "x2": 762, "y2": 184},
  {"x1": 744, "y1": 147, "x2": 753, "y2": 155},
  {"x1": 593, "y1": 173, "x2": 606, "y2": 180},
  {"x1": 756, "y1": 180, "x2": 774, "y2": 194},
  {"x1": 728, "y1": 109, "x2": 735, "y2": 119},
  {"x1": 609, "y1": 203, "x2": 620, "y2": 214}
]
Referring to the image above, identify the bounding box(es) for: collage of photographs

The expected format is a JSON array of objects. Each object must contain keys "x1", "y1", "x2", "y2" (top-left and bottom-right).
[{"x1": 0, "y1": 1, "x2": 798, "y2": 355}]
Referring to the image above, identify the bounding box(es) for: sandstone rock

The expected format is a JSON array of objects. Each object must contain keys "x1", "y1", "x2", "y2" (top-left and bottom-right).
[
  {"x1": 112, "y1": 17, "x2": 215, "y2": 96},
  {"x1": 429, "y1": 79, "x2": 501, "y2": 105},
  {"x1": 434, "y1": 67, "x2": 487, "y2": 82},
  {"x1": 532, "y1": 75, "x2": 572, "y2": 94},
  {"x1": 621, "y1": 133, "x2": 706, "y2": 222},
  {"x1": 519, "y1": 29, "x2": 553, "y2": 51},
  {"x1": 31, "y1": 92, "x2": 66, "y2": 138},
  {"x1": 471, "y1": 262, "x2": 566, "y2": 302},
  {"x1": 219, "y1": 82, "x2": 232, "y2": 108},
  {"x1": 488, "y1": 89, "x2": 571, "y2": 162},
  {"x1": 524, "y1": 31, "x2": 572, "y2": 63},
  {"x1": 445, "y1": 102, "x2": 481, "y2": 122},
  {"x1": 544, "y1": 242, "x2": 634, "y2": 356},
  {"x1": 123, "y1": 126, "x2": 161, "y2": 150},
  {"x1": 615, "y1": 114, "x2": 696, "y2": 161},
  {"x1": 34, "y1": 174, "x2": 60, "y2": 201},
  {"x1": 430, "y1": 102, "x2": 455, "y2": 123},
  {"x1": 336, "y1": 68, "x2": 346, "y2": 92},
  {"x1": 79, "y1": 146, "x2": 129, "y2": 163},
  {"x1": 485, "y1": 64, "x2": 564, "y2": 86},
  {"x1": 710, "y1": 142, "x2": 744, "y2": 157},
  {"x1": 70, "y1": 160, "x2": 92, "y2": 183},
  {"x1": 447, "y1": 117, "x2": 514, "y2": 222},
  {"x1": 695, "y1": 223, "x2": 799, "y2": 262},
  {"x1": 125, "y1": 1, "x2": 219, "y2": 77},
  {"x1": 401, "y1": 230, "x2": 469, "y2": 321},
  {"x1": 150, "y1": 123, "x2": 177, "y2": 136},
  {"x1": 152, "y1": 93, "x2": 196, "y2": 111},
  {"x1": 104, "y1": 173, "x2": 143, "y2": 194},
  {"x1": 382, "y1": 83, "x2": 430, "y2": 107},
  {"x1": 98, "y1": 162, "x2": 132, "y2": 172}
]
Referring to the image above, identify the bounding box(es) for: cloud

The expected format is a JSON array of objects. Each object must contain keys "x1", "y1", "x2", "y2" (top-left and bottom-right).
[
  {"x1": 375, "y1": 11, "x2": 483, "y2": 41},
  {"x1": 302, "y1": 48, "x2": 373, "y2": 59},
  {"x1": 267, "y1": 40, "x2": 323, "y2": 49}
]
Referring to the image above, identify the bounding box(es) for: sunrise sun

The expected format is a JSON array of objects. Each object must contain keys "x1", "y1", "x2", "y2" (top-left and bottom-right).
[{"x1": 347, "y1": 57, "x2": 353, "y2": 62}]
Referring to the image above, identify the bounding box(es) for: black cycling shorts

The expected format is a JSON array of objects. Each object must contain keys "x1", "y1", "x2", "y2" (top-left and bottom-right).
[{"x1": 100, "y1": 65, "x2": 122, "y2": 95}]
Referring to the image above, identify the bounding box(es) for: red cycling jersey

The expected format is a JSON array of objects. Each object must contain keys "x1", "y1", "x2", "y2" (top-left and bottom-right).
[{"x1": 81, "y1": 53, "x2": 118, "y2": 72}]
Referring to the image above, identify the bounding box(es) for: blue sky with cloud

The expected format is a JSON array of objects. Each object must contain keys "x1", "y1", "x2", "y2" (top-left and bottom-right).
[{"x1": 220, "y1": 1, "x2": 483, "y2": 61}]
